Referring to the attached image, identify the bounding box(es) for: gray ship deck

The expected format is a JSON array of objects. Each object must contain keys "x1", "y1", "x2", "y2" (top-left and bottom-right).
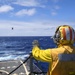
[
  {"x1": 0, "y1": 60, "x2": 28, "y2": 75},
  {"x1": 0, "y1": 59, "x2": 46, "y2": 75}
]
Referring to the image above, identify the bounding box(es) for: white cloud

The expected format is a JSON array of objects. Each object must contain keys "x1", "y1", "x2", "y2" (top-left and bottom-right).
[
  {"x1": 0, "y1": 5, "x2": 14, "y2": 13},
  {"x1": 54, "y1": 5, "x2": 60, "y2": 10},
  {"x1": 0, "y1": 20, "x2": 75, "y2": 36},
  {"x1": 13, "y1": 0, "x2": 45, "y2": 8},
  {"x1": 51, "y1": 12, "x2": 57, "y2": 16},
  {"x1": 50, "y1": 5, "x2": 60, "y2": 16},
  {"x1": 15, "y1": 8, "x2": 36, "y2": 16},
  {"x1": 0, "y1": 20, "x2": 56, "y2": 36},
  {"x1": 51, "y1": 5, "x2": 60, "y2": 16},
  {"x1": 51, "y1": 0, "x2": 59, "y2": 3},
  {"x1": 50, "y1": 0, "x2": 60, "y2": 16}
]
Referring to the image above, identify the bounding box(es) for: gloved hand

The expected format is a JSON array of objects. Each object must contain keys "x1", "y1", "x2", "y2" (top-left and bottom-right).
[{"x1": 32, "y1": 40, "x2": 39, "y2": 47}]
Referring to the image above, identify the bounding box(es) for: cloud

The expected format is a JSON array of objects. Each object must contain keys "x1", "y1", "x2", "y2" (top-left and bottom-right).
[
  {"x1": 50, "y1": 5, "x2": 60, "y2": 16},
  {"x1": 13, "y1": 0, "x2": 45, "y2": 8},
  {"x1": 15, "y1": 8, "x2": 36, "y2": 16},
  {"x1": 51, "y1": 5, "x2": 60, "y2": 16},
  {"x1": 0, "y1": 20, "x2": 75, "y2": 36},
  {"x1": 54, "y1": 5, "x2": 60, "y2": 10},
  {"x1": 0, "y1": 20, "x2": 56, "y2": 36},
  {"x1": 50, "y1": 0, "x2": 60, "y2": 16},
  {"x1": 51, "y1": 0, "x2": 59, "y2": 3},
  {"x1": 51, "y1": 11, "x2": 57, "y2": 16},
  {"x1": 0, "y1": 5, "x2": 14, "y2": 13},
  {"x1": 0, "y1": 0, "x2": 46, "y2": 8}
]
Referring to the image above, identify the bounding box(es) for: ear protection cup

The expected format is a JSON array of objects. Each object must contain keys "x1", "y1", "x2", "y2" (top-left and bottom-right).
[{"x1": 53, "y1": 26, "x2": 61, "y2": 44}]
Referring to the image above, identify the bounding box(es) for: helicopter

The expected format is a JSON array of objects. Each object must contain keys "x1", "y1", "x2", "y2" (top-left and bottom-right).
[{"x1": 11, "y1": 27, "x2": 14, "y2": 30}]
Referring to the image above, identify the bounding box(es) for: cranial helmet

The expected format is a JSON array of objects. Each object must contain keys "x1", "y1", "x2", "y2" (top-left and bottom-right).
[{"x1": 53, "y1": 25, "x2": 75, "y2": 45}]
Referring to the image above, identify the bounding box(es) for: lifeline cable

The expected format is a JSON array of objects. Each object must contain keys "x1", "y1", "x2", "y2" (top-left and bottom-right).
[{"x1": 8, "y1": 53, "x2": 32, "y2": 75}]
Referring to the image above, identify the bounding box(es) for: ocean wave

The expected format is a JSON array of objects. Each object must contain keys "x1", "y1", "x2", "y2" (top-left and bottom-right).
[{"x1": 0, "y1": 54, "x2": 30, "y2": 61}]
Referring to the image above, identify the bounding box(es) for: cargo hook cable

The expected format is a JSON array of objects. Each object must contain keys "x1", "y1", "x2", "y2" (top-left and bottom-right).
[{"x1": 8, "y1": 53, "x2": 32, "y2": 75}]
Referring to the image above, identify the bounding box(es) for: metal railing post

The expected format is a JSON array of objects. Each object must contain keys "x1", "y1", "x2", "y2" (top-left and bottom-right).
[{"x1": 29, "y1": 56, "x2": 34, "y2": 75}]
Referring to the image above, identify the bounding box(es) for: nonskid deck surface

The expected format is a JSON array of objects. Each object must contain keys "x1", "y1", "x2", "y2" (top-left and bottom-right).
[
  {"x1": 0, "y1": 60, "x2": 28, "y2": 75},
  {"x1": 0, "y1": 59, "x2": 46, "y2": 75}
]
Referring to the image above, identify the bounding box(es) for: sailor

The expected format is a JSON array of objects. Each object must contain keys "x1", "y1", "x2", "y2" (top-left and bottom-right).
[{"x1": 32, "y1": 25, "x2": 75, "y2": 75}]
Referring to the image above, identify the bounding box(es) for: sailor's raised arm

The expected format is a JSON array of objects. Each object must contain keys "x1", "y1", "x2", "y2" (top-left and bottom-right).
[{"x1": 32, "y1": 40, "x2": 52, "y2": 62}]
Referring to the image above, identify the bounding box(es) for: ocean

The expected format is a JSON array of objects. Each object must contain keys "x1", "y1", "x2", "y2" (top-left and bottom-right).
[
  {"x1": 0, "y1": 36, "x2": 56, "y2": 61},
  {"x1": 0, "y1": 36, "x2": 56, "y2": 72}
]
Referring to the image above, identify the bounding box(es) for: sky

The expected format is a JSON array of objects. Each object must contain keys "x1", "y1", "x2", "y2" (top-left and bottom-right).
[{"x1": 0, "y1": 0, "x2": 75, "y2": 36}]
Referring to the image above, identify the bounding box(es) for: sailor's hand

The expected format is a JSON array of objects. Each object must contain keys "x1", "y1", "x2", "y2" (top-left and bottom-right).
[{"x1": 32, "y1": 40, "x2": 39, "y2": 47}]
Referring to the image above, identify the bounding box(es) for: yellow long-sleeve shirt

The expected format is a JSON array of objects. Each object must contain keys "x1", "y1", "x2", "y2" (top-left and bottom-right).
[
  {"x1": 32, "y1": 45, "x2": 75, "y2": 75},
  {"x1": 32, "y1": 46, "x2": 52, "y2": 75},
  {"x1": 32, "y1": 46, "x2": 52, "y2": 62}
]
